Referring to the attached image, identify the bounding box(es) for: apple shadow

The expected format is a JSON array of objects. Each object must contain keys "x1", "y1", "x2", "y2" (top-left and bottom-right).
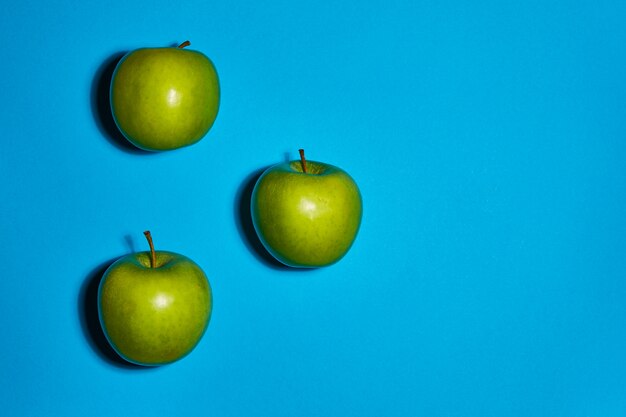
[
  {"x1": 90, "y1": 52, "x2": 151, "y2": 155},
  {"x1": 235, "y1": 168, "x2": 294, "y2": 270},
  {"x1": 124, "y1": 234, "x2": 137, "y2": 254},
  {"x1": 77, "y1": 258, "x2": 150, "y2": 369}
]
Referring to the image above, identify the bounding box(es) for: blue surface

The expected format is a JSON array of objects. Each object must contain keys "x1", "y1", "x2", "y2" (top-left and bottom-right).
[{"x1": 1, "y1": 1, "x2": 626, "y2": 416}]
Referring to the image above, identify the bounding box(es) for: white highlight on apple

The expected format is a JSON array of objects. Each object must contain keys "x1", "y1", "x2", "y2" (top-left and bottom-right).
[
  {"x1": 152, "y1": 293, "x2": 174, "y2": 310},
  {"x1": 166, "y1": 88, "x2": 182, "y2": 107},
  {"x1": 299, "y1": 197, "x2": 319, "y2": 219}
]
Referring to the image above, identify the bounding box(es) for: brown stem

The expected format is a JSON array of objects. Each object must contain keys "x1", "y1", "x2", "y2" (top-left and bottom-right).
[
  {"x1": 178, "y1": 40, "x2": 191, "y2": 49},
  {"x1": 299, "y1": 149, "x2": 308, "y2": 174},
  {"x1": 143, "y1": 231, "x2": 157, "y2": 268}
]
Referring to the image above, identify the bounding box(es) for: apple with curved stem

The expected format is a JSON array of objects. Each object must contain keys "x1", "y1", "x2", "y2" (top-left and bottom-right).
[
  {"x1": 251, "y1": 149, "x2": 363, "y2": 268},
  {"x1": 110, "y1": 41, "x2": 220, "y2": 151},
  {"x1": 98, "y1": 231, "x2": 212, "y2": 366}
]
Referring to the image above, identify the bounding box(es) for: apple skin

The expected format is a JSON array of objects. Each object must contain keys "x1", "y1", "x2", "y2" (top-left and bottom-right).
[
  {"x1": 251, "y1": 159, "x2": 362, "y2": 268},
  {"x1": 110, "y1": 44, "x2": 220, "y2": 151},
  {"x1": 98, "y1": 251, "x2": 212, "y2": 366}
]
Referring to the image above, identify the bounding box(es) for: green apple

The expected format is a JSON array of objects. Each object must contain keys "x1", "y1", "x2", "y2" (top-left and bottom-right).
[
  {"x1": 110, "y1": 41, "x2": 220, "y2": 151},
  {"x1": 98, "y1": 231, "x2": 212, "y2": 366},
  {"x1": 251, "y1": 150, "x2": 362, "y2": 268}
]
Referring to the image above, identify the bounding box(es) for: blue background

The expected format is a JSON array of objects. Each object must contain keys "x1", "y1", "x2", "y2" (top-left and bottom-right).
[{"x1": 1, "y1": 1, "x2": 626, "y2": 416}]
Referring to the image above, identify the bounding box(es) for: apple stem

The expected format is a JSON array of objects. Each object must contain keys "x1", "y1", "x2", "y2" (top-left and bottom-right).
[
  {"x1": 178, "y1": 40, "x2": 191, "y2": 49},
  {"x1": 143, "y1": 231, "x2": 157, "y2": 268},
  {"x1": 299, "y1": 149, "x2": 308, "y2": 174}
]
